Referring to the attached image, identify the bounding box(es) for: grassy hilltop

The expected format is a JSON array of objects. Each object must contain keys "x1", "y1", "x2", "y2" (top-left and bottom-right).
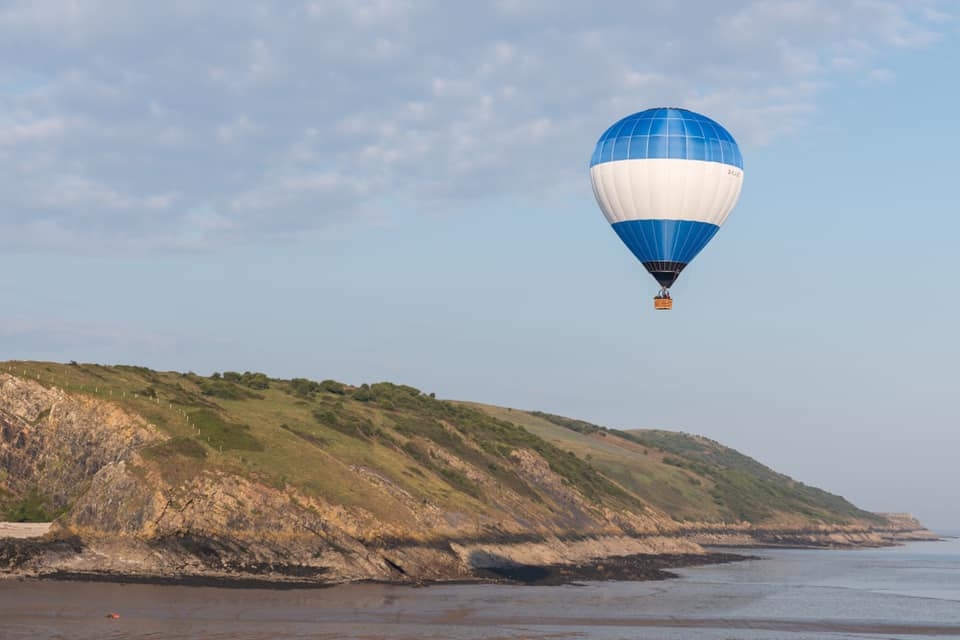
[
  {"x1": 1, "y1": 360, "x2": 880, "y2": 531},
  {"x1": 476, "y1": 407, "x2": 882, "y2": 525}
]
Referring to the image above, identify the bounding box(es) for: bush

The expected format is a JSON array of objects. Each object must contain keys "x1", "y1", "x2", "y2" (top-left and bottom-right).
[
  {"x1": 289, "y1": 378, "x2": 321, "y2": 397},
  {"x1": 352, "y1": 384, "x2": 374, "y2": 402},
  {"x1": 242, "y1": 372, "x2": 270, "y2": 389},
  {"x1": 221, "y1": 371, "x2": 270, "y2": 389},
  {"x1": 319, "y1": 380, "x2": 347, "y2": 395},
  {"x1": 2, "y1": 489, "x2": 57, "y2": 522},
  {"x1": 199, "y1": 380, "x2": 262, "y2": 400}
]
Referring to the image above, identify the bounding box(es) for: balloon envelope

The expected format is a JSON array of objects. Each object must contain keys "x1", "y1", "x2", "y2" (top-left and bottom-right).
[{"x1": 589, "y1": 107, "x2": 744, "y2": 289}]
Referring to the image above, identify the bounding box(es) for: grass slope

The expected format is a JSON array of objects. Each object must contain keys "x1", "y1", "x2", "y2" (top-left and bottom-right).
[
  {"x1": 479, "y1": 407, "x2": 883, "y2": 525},
  {"x1": 1, "y1": 362, "x2": 640, "y2": 526},
  {"x1": 1, "y1": 361, "x2": 881, "y2": 528}
]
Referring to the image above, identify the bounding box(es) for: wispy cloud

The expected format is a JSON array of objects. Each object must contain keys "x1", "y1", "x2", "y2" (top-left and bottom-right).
[{"x1": 0, "y1": 0, "x2": 951, "y2": 252}]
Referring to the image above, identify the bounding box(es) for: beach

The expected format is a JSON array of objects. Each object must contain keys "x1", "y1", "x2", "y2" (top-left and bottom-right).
[
  {"x1": 0, "y1": 522, "x2": 51, "y2": 539},
  {"x1": 2, "y1": 538, "x2": 959, "y2": 639}
]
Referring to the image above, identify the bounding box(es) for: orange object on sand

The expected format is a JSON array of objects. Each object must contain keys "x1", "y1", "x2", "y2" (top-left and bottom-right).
[{"x1": 106, "y1": 613, "x2": 120, "y2": 619}]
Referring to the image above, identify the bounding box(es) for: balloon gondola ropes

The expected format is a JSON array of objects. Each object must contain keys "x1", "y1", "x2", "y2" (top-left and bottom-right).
[{"x1": 588, "y1": 107, "x2": 744, "y2": 309}]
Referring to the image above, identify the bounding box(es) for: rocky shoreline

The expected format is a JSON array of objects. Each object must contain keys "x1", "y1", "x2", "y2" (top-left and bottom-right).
[
  {"x1": 5, "y1": 543, "x2": 753, "y2": 589},
  {"x1": 468, "y1": 551, "x2": 754, "y2": 586},
  {"x1": 0, "y1": 522, "x2": 938, "y2": 589},
  {"x1": 683, "y1": 521, "x2": 940, "y2": 550},
  {"x1": 0, "y1": 370, "x2": 941, "y2": 590}
]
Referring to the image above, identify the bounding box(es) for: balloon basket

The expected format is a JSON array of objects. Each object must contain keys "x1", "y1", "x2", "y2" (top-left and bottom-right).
[{"x1": 653, "y1": 296, "x2": 673, "y2": 310}]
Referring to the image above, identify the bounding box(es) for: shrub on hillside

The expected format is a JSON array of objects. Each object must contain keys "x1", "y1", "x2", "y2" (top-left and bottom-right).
[{"x1": 221, "y1": 371, "x2": 270, "y2": 390}]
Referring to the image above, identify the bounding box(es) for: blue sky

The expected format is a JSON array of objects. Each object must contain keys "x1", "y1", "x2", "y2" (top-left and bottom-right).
[{"x1": 1, "y1": 1, "x2": 958, "y2": 531}]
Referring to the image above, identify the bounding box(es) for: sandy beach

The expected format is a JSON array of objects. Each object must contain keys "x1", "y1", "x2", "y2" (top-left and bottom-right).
[
  {"x1": 0, "y1": 522, "x2": 52, "y2": 539},
  {"x1": 4, "y1": 541, "x2": 960, "y2": 640}
]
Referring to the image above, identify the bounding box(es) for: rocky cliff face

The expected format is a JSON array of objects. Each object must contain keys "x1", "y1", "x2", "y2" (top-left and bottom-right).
[
  {"x1": 0, "y1": 373, "x2": 937, "y2": 585},
  {"x1": 0, "y1": 375, "x2": 694, "y2": 583},
  {"x1": 55, "y1": 461, "x2": 704, "y2": 584},
  {"x1": 0, "y1": 374, "x2": 160, "y2": 510}
]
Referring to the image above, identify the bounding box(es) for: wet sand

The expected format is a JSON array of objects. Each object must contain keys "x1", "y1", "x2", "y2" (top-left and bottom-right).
[{"x1": 2, "y1": 576, "x2": 960, "y2": 639}]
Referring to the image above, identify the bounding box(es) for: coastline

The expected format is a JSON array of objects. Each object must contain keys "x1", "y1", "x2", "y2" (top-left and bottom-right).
[
  {"x1": 4, "y1": 541, "x2": 959, "y2": 640},
  {"x1": 11, "y1": 550, "x2": 754, "y2": 589},
  {"x1": 2, "y1": 519, "x2": 939, "y2": 589},
  {"x1": 1, "y1": 368, "x2": 942, "y2": 595}
]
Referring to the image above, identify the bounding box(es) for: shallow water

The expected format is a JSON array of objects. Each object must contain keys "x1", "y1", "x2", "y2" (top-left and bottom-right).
[{"x1": 2, "y1": 538, "x2": 960, "y2": 639}]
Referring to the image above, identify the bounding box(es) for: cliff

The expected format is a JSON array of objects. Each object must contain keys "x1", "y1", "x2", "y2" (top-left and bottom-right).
[{"x1": 0, "y1": 362, "x2": 937, "y2": 585}]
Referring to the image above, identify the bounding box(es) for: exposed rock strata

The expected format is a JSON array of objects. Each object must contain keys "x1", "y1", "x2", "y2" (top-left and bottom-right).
[
  {"x1": 0, "y1": 374, "x2": 160, "y2": 509},
  {"x1": 0, "y1": 373, "x2": 938, "y2": 586}
]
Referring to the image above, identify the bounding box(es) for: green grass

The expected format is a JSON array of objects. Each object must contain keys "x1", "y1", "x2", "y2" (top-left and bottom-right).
[
  {"x1": 189, "y1": 409, "x2": 263, "y2": 452},
  {"x1": 471, "y1": 405, "x2": 882, "y2": 525},
  {"x1": 198, "y1": 379, "x2": 263, "y2": 400},
  {"x1": 616, "y1": 428, "x2": 884, "y2": 523},
  {"x1": 141, "y1": 437, "x2": 208, "y2": 460},
  {"x1": 1, "y1": 488, "x2": 65, "y2": 522},
  {"x1": 1, "y1": 360, "x2": 885, "y2": 530}
]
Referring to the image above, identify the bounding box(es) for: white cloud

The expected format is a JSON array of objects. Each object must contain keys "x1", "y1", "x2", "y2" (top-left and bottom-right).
[
  {"x1": 38, "y1": 175, "x2": 176, "y2": 211},
  {"x1": 0, "y1": 0, "x2": 952, "y2": 252},
  {"x1": 867, "y1": 67, "x2": 895, "y2": 83},
  {"x1": 306, "y1": 0, "x2": 415, "y2": 27},
  {"x1": 0, "y1": 1, "x2": 100, "y2": 34},
  {"x1": 218, "y1": 115, "x2": 258, "y2": 143},
  {"x1": 0, "y1": 115, "x2": 68, "y2": 144}
]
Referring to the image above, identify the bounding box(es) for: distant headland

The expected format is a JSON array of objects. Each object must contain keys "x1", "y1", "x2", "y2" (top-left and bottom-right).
[{"x1": 0, "y1": 361, "x2": 936, "y2": 586}]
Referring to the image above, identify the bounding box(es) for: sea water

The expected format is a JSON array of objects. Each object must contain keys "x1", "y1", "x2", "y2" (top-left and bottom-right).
[{"x1": 2, "y1": 537, "x2": 959, "y2": 639}]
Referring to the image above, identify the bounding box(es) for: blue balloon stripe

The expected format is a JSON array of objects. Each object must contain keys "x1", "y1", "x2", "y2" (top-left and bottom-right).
[
  {"x1": 611, "y1": 220, "x2": 720, "y2": 265},
  {"x1": 591, "y1": 107, "x2": 743, "y2": 169}
]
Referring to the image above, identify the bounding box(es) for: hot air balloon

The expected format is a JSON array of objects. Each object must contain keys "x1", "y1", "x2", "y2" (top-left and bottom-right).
[{"x1": 589, "y1": 107, "x2": 744, "y2": 310}]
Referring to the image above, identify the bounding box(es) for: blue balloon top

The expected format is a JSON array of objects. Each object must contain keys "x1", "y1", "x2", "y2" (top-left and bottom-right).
[{"x1": 590, "y1": 107, "x2": 743, "y2": 169}]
